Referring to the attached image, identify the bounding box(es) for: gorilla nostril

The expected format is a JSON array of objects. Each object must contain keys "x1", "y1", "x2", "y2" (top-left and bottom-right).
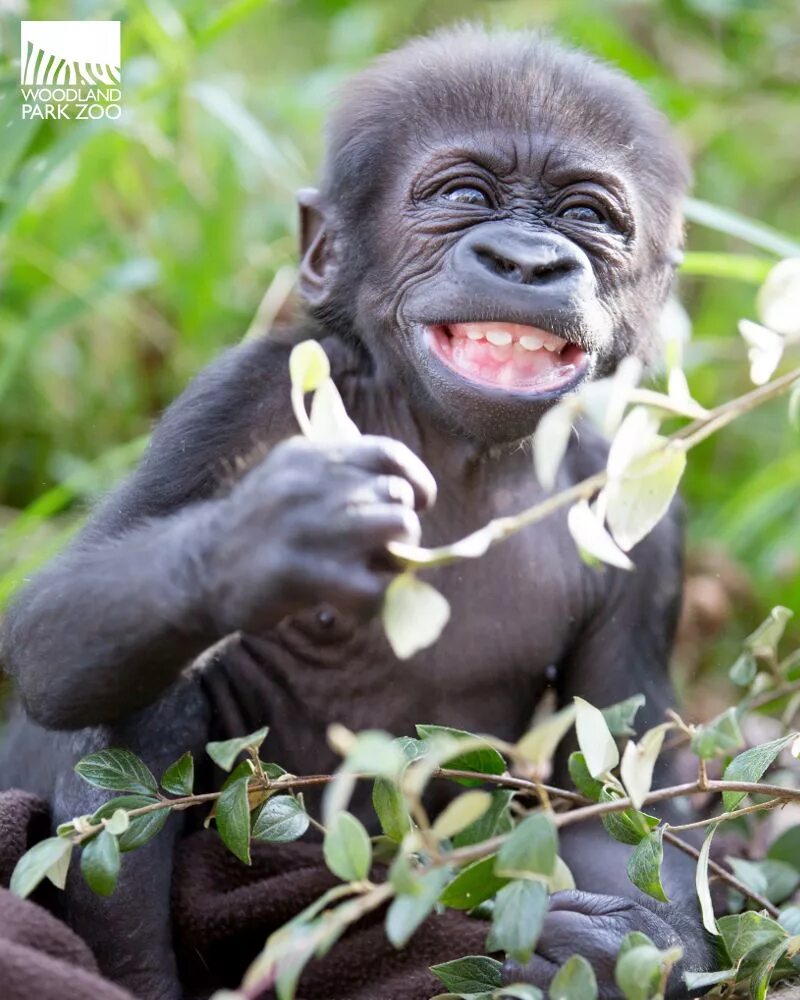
[{"x1": 475, "y1": 248, "x2": 523, "y2": 283}]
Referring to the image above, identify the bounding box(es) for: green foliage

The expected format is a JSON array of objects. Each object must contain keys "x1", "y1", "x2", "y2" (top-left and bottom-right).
[{"x1": 74, "y1": 748, "x2": 158, "y2": 795}]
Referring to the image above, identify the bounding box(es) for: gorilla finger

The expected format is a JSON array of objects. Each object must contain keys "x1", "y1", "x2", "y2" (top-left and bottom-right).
[
  {"x1": 376, "y1": 474, "x2": 416, "y2": 508},
  {"x1": 502, "y1": 954, "x2": 558, "y2": 991},
  {"x1": 347, "y1": 504, "x2": 422, "y2": 546},
  {"x1": 341, "y1": 436, "x2": 437, "y2": 511}
]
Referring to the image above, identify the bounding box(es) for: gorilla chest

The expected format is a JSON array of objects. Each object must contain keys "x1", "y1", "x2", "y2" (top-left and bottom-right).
[{"x1": 254, "y1": 514, "x2": 583, "y2": 764}]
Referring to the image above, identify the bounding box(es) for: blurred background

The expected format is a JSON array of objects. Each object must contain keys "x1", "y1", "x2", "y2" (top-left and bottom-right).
[{"x1": 0, "y1": 0, "x2": 798, "y2": 708}]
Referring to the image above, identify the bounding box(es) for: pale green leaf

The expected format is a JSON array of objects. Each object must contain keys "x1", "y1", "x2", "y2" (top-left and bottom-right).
[
  {"x1": 104, "y1": 809, "x2": 130, "y2": 836},
  {"x1": 534, "y1": 397, "x2": 580, "y2": 490},
  {"x1": 606, "y1": 406, "x2": 661, "y2": 480},
  {"x1": 516, "y1": 705, "x2": 577, "y2": 770},
  {"x1": 487, "y1": 879, "x2": 549, "y2": 963},
  {"x1": 574, "y1": 697, "x2": 619, "y2": 778},
  {"x1": 385, "y1": 867, "x2": 449, "y2": 947},
  {"x1": 495, "y1": 813, "x2": 557, "y2": 879},
  {"x1": 432, "y1": 791, "x2": 492, "y2": 840},
  {"x1": 722, "y1": 734, "x2": 796, "y2": 810},
  {"x1": 739, "y1": 319, "x2": 784, "y2": 386},
  {"x1": 10, "y1": 837, "x2": 73, "y2": 898},
  {"x1": 382, "y1": 572, "x2": 451, "y2": 659},
  {"x1": 323, "y1": 812, "x2": 371, "y2": 882},
  {"x1": 606, "y1": 444, "x2": 686, "y2": 553},
  {"x1": 372, "y1": 778, "x2": 412, "y2": 842},
  {"x1": 601, "y1": 695, "x2": 645, "y2": 738},
  {"x1": 439, "y1": 854, "x2": 508, "y2": 910},
  {"x1": 92, "y1": 795, "x2": 168, "y2": 852},
  {"x1": 308, "y1": 377, "x2": 361, "y2": 444},
  {"x1": 620, "y1": 724, "x2": 671, "y2": 810},
  {"x1": 757, "y1": 257, "x2": 800, "y2": 338},
  {"x1": 567, "y1": 500, "x2": 633, "y2": 571},
  {"x1": 289, "y1": 340, "x2": 330, "y2": 393},
  {"x1": 696, "y1": 824, "x2": 719, "y2": 935},
  {"x1": 206, "y1": 727, "x2": 269, "y2": 772},
  {"x1": 549, "y1": 954, "x2": 598, "y2": 1000}
]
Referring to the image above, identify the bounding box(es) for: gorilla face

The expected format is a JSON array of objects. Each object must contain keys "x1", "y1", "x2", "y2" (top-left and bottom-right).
[{"x1": 302, "y1": 29, "x2": 689, "y2": 444}]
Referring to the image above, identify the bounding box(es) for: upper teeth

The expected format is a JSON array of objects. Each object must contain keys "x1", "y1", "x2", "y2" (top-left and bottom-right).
[
  {"x1": 519, "y1": 333, "x2": 544, "y2": 351},
  {"x1": 485, "y1": 330, "x2": 513, "y2": 346}
]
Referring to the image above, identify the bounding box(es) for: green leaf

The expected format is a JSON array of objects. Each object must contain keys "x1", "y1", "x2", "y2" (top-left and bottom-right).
[
  {"x1": 549, "y1": 954, "x2": 598, "y2": 1000},
  {"x1": 430, "y1": 955, "x2": 504, "y2": 994},
  {"x1": 683, "y1": 197, "x2": 800, "y2": 259},
  {"x1": 516, "y1": 706, "x2": 577, "y2": 770},
  {"x1": 683, "y1": 968, "x2": 737, "y2": 990},
  {"x1": 567, "y1": 753, "x2": 603, "y2": 802},
  {"x1": 599, "y1": 788, "x2": 658, "y2": 846},
  {"x1": 206, "y1": 727, "x2": 269, "y2": 772},
  {"x1": 534, "y1": 397, "x2": 580, "y2": 490},
  {"x1": 728, "y1": 857, "x2": 800, "y2": 904},
  {"x1": 768, "y1": 825, "x2": 800, "y2": 871},
  {"x1": 722, "y1": 734, "x2": 796, "y2": 810},
  {"x1": 453, "y1": 790, "x2": 514, "y2": 848},
  {"x1": 161, "y1": 752, "x2": 194, "y2": 796},
  {"x1": 215, "y1": 776, "x2": 252, "y2": 864},
  {"x1": 574, "y1": 697, "x2": 619, "y2": 778},
  {"x1": 696, "y1": 824, "x2": 719, "y2": 935},
  {"x1": 75, "y1": 749, "x2": 158, "y2": 795},
  {"x1": 758, "y1": 258, "x2": 800, "y2": 337},
  {"x1": 386, "y1": 867, "x2": 449, "y2": 948},
  {"x1": 748, "y1": 939, "x2": 791, "y2": 1000},
  {"x1": 92, "y1": 795, "x2": 169, "y2": 852},
  {"x1": 717, "y1": 911, "x2": 787, "y2": 964},
  {"x1": 10, "y1": 836, "x2": 73, "y2": 898},
  {"x1": 372, "y1": 778, "x2": 412, "y2": 842},
  {"x1": 432, "y1": 791, "x2": 492, "y2": 840},
  {"x1": 601, "y1": 696, "x2": 645, "y2": 738},
  {"x1": 440, "y1": 854, "x2": 509, "y2": 910},
  {"x1": 626, "y1": 827, "x2": 669, "y2": 903},
  {"x1": 383, "y1": 573, "x2": 451, "y2": 659},
  {"x1": 495, "y1": 813, "x2": 557, "y2": 879},
  {"x1": 730, "y1": 651, "x2": 758, "y2": 686},
  {"x1": 323, "y1": 812, "x2": 372, "y2": 882},
  {"x1": 80, "y1": 830, "x2": 121, "y2": 897},
  {"x1": 416, "y1": 724, "x2": 506, "y2": 786},
  {"x1": 289, "y1": 340, "x2": 330, "y2": 393},
  {"x1": 252, "y1": 796, "x2": 309, "y2": 843},
  {"x1": 690, "y1": 708, "x2": 744, "y2": 759},
  {"x1": 614, "y1": 943, "x2": 667, "y2": 1000},
  {"x1": 778, "y1": 905, "x2": 800, "y2": 935},
  {"x1": 744, "y1": 606, "x2": 794, "y2": 658},
  {"x1": 487, "y1": 879, "x2": 549, "y2": 963}
]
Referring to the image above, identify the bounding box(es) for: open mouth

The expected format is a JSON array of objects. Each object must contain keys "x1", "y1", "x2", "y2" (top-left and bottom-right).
[{"x1": 426, "y1": 322, "x2": 589, "y2": 394}]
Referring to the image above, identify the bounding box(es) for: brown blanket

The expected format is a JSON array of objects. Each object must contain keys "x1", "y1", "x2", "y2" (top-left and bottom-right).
[{"x1": 0, "y1": 790, "x2": 489, "y2": 1000}]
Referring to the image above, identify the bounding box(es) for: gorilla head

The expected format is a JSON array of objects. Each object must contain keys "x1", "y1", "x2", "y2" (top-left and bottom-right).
[{"x1": 298, "y1": 27, "x2": 690, "y2": 443}]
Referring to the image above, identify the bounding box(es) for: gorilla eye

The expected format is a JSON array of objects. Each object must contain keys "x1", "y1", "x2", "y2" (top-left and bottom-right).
[
  {"x1": 441, "y1": 186, "x2": 490, "y2": 207},
  {"x1": 560, "y1": 204, "x2": 605, "y2": 224}
]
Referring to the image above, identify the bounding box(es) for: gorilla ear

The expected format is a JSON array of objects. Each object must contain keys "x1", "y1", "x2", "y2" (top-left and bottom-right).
[{"x1": 297, "y1": 188, "x2": 335, "y2": 307}]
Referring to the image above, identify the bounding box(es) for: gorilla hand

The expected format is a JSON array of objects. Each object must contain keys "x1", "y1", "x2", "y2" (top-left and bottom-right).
[
  {"x1": 503, "y1": 891, "x2": 713, "y2": 1000},
  {"x1": 201, "y1": 435, "x2": 436, "y2": 635}
]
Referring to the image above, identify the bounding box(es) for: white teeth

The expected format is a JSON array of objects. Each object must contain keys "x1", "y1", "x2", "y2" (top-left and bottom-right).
[
  {"x1": 485, "y1": 329, "x2": 512, "y2": 346},
  {"x1": 519, "y1": 334, "x2": 544, "y2": 351},
  {"x1": 543, "y1": 336, "x2": 565, "y2": 353},
  {"x1": 466, "y1": 328, "x2": 485, "y2": 341}
]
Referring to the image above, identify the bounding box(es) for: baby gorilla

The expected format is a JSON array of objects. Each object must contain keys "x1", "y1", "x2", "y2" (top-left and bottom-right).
[{"x1": 1, "y1": 26, "x2": 712, "y2": 1000}]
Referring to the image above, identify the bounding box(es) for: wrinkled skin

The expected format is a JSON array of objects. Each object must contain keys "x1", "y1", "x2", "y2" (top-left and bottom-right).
[{"x1": 0, "y1": 27, "x2": 713, "y2": 1000}]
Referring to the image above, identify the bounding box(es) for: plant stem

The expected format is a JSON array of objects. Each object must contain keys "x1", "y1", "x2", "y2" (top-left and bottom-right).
[{"x1": 667, "y1": 796, "x2": 786, "y2": 833}]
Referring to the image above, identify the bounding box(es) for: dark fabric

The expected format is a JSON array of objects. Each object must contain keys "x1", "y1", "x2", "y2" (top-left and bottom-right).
[
  {"x1": 173, "y1": 830, "x2": 491, "y2": 1000},
  {"x1": 0, "y1": 790, "x2": 489, "y2": 1000},
  {"x1": 0, "y1": 790, "x2": 135, "y2": 1000}
]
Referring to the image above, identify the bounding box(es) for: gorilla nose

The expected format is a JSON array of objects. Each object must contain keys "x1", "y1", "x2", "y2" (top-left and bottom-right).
[{"x1": 462, "y1": 226, "x2": 584, "y2": 288}]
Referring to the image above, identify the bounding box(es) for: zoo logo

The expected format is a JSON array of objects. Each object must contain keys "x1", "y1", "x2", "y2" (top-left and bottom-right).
[{"x1": 19, "y1": 21, "x2": 122, "y2": 121}]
